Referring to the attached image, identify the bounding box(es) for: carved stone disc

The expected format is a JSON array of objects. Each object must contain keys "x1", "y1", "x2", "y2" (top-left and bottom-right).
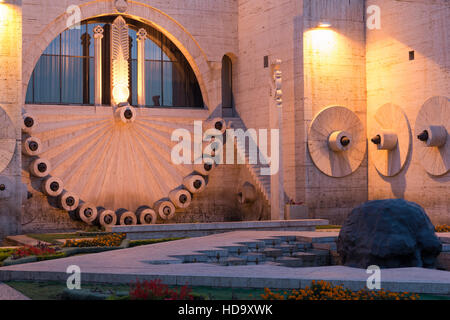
[
  {"x1": 369, "y1": 103, "x2": 411, "y2": 177},
  {"x1": 308, "y1": 106, "x2": 366, "y2": 177},
  {"x1": 0, "y1": 106, "x2": 16, "y2": 174},
  {"x1": 414, "y1": 96, "x2": 450, "y2": 176}
]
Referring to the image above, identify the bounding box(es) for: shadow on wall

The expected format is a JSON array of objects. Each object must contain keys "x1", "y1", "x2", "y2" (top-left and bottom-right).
[{"x1": 378, "y1": 142, "x2": 412, "y2": 199}]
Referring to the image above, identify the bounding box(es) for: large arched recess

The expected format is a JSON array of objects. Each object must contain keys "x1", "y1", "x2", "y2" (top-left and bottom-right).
[{"x1": 22, "y1": 0, "x2": 211, "y2": 110}]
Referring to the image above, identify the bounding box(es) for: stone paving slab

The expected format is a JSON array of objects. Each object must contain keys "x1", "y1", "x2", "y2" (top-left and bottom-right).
[
  {"x1": 439, "y1": 233, "x2": 450, "y2": 244},
  {"x1": 0, "y1": 283, "x2": 30, "y2": 300},
  {"x1": 0, "y1": 231, "x2": 449, "y2": 295}
]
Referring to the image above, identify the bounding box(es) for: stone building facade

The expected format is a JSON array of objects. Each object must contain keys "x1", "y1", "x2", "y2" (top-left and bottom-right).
[{"x1": 0, "y1": 0, "x2": 448, "y2": 236}]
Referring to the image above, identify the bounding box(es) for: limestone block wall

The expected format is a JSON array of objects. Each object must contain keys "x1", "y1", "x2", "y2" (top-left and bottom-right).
[
  {"x1": 366, "y1": 0, "x2": 450, "y2": 223},
  {"x1": 236, "y1": 0, "x2": 305, "y2": 208},
  {"x1": 0, "y1": 3, "x2": 23, "y2": 239},
  {"x1": 303, "y1": 0, "x2": 368, "y2": 224}
]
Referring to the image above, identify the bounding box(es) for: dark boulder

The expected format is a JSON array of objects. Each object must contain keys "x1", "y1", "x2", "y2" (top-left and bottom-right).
[{"x1": 337, "y1": 199, "x2": 442, "y2": 268}]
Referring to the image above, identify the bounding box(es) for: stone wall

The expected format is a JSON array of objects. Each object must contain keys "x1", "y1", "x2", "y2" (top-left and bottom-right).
[
  {"x1": 2, "y1": 0, "x2": 448, "y2": 234},
  {"x1": 0, "y1": 3, "x2": 23, "y2": 239},
  {"x1": 366, "y1": 0, "x2": 450, "y2": 224},
  {"x1": 303, "y1": 0, "x2": 368, "y2": 224},
  {"x1": 235, "y1": 0, "x2": 305, "y2": 210}
]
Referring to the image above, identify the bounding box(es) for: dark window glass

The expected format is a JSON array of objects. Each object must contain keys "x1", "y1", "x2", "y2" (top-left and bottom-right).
[
  {"x1": 26, "y1": 23, "x2": 93, "y2": 105},
  {"x1": 222, "y1": 55, "x2": 234, "y2": 109},
  {"x1": 145, "y1": 61, "x2": 162, "y2": 106}
]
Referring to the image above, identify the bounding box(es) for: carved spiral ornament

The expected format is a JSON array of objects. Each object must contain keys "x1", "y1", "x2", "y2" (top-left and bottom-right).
[{"x1": 22, "y1": 106, "x2": 225, "y2": 226}]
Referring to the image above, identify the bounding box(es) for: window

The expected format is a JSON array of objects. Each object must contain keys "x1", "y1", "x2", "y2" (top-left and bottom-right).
[
  {"x1": 26, "y1": 23, "x2": 95, "y2": 105},
  {"x1": 26, "y1": 16, "x2": 204, "y2": 108},
  {"x1": 222, "y1": 55, "x2": 234, "y2": 116}
]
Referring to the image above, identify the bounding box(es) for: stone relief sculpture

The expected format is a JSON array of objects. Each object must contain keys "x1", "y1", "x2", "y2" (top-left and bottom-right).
[
  {"x1": 115, "y1": 0, "x2": 128, "y2": 13},
  {"x1": 19, "y1": 16, "x2": 230, "y2": 227},
  {"x1": 415, "y1": 96, "x2": 449, "y2": 176},
  {"x1": 308, "y1": 106, "x2": 366, "y2": 178},
  {"x1": 0, "y1": 106, "x2": 16, "y2": 174},
  {"x1": 369, "y1": 103, "x2": 411, "y2": 177},
  {"x1": 111, "y1": 16, "x2": 130, "y2": 105},
  {"x1": 21, "y1": 106, "x2": 226, "y2": 226}
]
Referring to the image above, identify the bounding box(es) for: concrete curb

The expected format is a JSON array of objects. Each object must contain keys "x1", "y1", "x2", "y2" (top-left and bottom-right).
[{"x1": 0, "y1": 267, "x2": 449, "y2": 295}]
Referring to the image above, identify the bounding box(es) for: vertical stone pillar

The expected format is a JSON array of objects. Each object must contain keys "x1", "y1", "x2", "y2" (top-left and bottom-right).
[
  {"x1": 270, "y1": 59, "x2": 285, "y2": 220},
  {"x1": 0, "y1": 1, "x2": 23, "y2": 238},
  {"x1": 136, "y1": 28, "x2": 147, "y2": 107},
  {"x1": 93, "y1": 25, "x2": 104, "y2": 106}
]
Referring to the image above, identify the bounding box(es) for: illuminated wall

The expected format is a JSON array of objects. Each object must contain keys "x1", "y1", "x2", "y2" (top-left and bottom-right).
[
  {"x1": 302, "y1": 0, "x2": 367, "y2": 224},
  {"x1": 366, "y1": 0, "x2": 450, "y2": 223},
  {"x1": 0, "y1": 1, "x2": 22, "y2": 238}
]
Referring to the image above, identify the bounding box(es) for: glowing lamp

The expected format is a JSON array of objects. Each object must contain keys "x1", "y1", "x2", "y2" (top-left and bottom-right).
[
  {"x1": 318, "y1": 22, "x2": 332, "y2": 28},
  {"x1": 112, "y1": 85, "x2": 130, "y2": 104}
]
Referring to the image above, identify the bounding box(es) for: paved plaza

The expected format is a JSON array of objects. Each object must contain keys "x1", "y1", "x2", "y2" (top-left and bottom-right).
[{"x1": 1, "y1": 231, "x2": 449, "y2": 295}]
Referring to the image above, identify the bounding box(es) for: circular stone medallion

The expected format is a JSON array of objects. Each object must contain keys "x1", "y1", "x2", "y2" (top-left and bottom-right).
[{"x1": 308, "y1": 106, "x2": 366, "y2": 177}]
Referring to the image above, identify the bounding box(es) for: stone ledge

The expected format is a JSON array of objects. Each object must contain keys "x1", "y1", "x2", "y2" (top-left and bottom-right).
[{"x1": 108, "y1": 220, "x2": 329, "y2": 240}]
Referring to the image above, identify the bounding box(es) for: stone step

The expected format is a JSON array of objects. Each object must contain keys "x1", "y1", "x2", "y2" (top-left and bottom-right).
[
  {"x1": 273, "y1": 235, "x2": 297, "y2": 243},
  {"x1": 278, "y1": 244, "x2": 298, "y2": 255},
  {"x1": 441, "y1": 243, "x2": 450, "y2": 252},
  {"x1": 245, "y1": 252, "x2": 265, "y2": 265},
  {"x1": 172, "y1": 254, "x2": 208, "y2": 263},
  {"x1": 218, "y1": 245, "x2": 248, "y2": 255},
  {"x1": 307, "y1": 249, "x2": 331, "y2": 265},
  {"x1": 296, "y1": 234, "x2": 338, "y2": 243},
  {"x1": 262, "y1": 247, "x2": 283, "y2": 258},
  {"x1": 313, "y1": 242, "x2": 337, "y2": 251},
  {"x1": 237, "y1": 241, "x2": 266, "y2": 252},
  {"x1": 289, "y1": 252, "x2": 316, "y2": 267},
  {"x1": 290, "y1": 251, "x2": 329, "y2": 267},
  {"x1": 109, "y1": 220, "x2": 329, "y2": 240},
  {"x1": 223, "y1": 257, "x2": 247, "y2": 266},
  {"x1": 438, "y1": 233, "x2": 450, "y2": 244},
  {"x1": 197, "y1": 249, "x2": 229, "y2": 259},
  {"x1": 276, "y1": 256, "x2": 304, "y2": 267},
  {"x1": 295, "y1": 242, "x2": 312, "y2": 250},
  {"x1": 258, "y1": 238, "x2": 282, "y2": 247}
]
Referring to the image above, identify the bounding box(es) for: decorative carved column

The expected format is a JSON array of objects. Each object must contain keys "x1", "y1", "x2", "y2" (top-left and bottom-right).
[
  {"x1": 137, "y1": 28, "x2": 147, "y2": 107},
  {"x1": 93, "y1": 25, "x2": 104, "y2": 106},
  {"x1": 270, "y1": 59, "x2": 285, "y2": 220},
  {"x1": 111, "y1": 16, "x2": 130, "y2": 105}
]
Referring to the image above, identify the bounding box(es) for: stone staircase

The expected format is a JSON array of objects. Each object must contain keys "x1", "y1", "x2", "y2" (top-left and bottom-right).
[
  {"x1": 168, "y1": 233, "x2": 341, "y2": 268},
  {"x1": 224, "y1": 117, "x2": 271, "y2": 203}
]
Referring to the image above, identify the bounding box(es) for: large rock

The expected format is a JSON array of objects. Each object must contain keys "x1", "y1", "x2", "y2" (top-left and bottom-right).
[{"x1": 337, "y1": 199, "x2": 442, "y2": 268}]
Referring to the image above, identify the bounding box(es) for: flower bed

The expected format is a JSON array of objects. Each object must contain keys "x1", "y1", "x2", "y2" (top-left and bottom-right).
[
  {"x1": 129, "y1": 279, "x2": 194, "y2": 300},
  {"x1": 435, "y1": 225, "x2": 450, "y2": 233},
  {"x1": 261, "y1": 280, "x2": 420, "y2": 300},
  {"x1": 11, "y1": 244, "x2": 57, "y2": 260},
  {"x1": 63, "y1": 233, "x2": 126, "y2": 248}
]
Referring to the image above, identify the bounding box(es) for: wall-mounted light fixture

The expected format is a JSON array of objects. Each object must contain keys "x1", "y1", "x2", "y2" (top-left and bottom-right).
[{"x1": 317, "y1": 22, "x2": 332, "y2": 28}]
